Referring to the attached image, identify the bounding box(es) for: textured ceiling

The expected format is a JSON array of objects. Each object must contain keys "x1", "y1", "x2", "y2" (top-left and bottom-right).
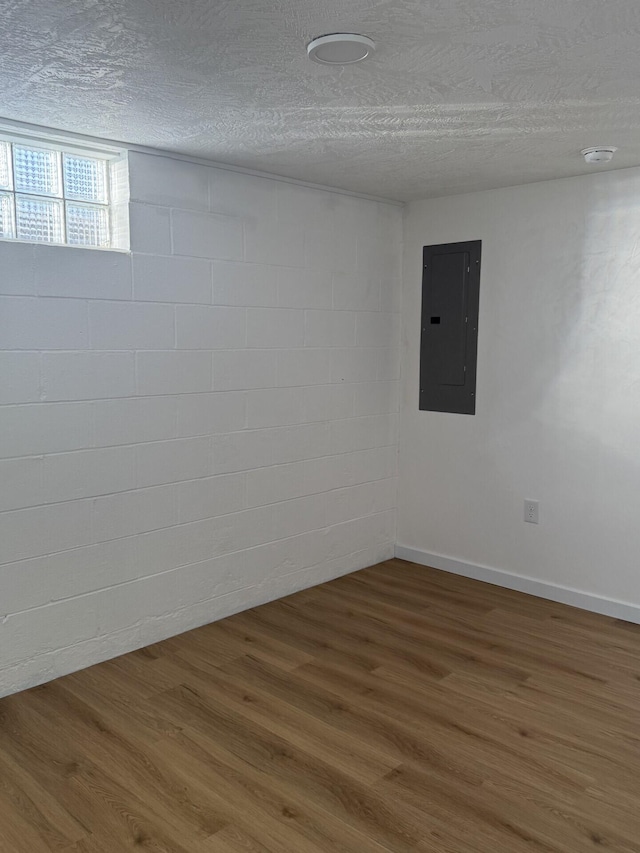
[{"x1": 2, "y1": 0, "x2": 640, "y2": 200}]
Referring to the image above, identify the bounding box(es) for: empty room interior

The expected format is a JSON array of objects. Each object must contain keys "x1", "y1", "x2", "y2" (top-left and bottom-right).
[{"x1": 2, "y1": 1, "x2": 640, "y2": 850}]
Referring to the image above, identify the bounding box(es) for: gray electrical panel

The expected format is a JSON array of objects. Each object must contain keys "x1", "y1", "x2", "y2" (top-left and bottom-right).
[{"x1": 419, "y1": 240, "x2": 481, "y2": 415}]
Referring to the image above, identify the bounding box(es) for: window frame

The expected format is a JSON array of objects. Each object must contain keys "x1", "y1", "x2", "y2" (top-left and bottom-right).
[{"x1": 0, "y1": 131, "x2": 126, "y2": 251}]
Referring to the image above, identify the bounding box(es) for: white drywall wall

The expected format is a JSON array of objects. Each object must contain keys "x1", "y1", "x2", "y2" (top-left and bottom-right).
[
  {"x1": 0, "y1": 151, "x2": 402, "y2": 696},
  {"x1": 398, "y1": 167, "x2": 640, "y2": 614}
]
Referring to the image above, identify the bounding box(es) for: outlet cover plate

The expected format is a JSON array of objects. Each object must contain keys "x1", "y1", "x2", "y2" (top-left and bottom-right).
[{"x1": 524, "y1": 499, "x2": 539, "y2": 524}]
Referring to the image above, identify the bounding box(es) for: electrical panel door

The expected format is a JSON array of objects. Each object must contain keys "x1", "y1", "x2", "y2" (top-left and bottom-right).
[{"x1": 419, "y1": 240, "x2": 481, "y2": 414}]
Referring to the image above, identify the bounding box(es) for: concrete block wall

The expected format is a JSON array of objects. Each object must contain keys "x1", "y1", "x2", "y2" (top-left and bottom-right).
[{"x1": 0, "y1": 151, "x2": 402, "y2": 697}]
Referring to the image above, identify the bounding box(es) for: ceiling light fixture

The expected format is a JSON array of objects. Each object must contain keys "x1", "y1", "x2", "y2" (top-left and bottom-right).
[
  {"x1": 307, "y1": 33, "x2": 375, "y2": 65},
  {"x1": 581, "y1": 146, "x2": 617, "y2": 165}
]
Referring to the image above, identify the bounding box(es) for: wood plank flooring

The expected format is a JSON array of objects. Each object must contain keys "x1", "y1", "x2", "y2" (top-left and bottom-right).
[{"x1": 1, "y1": 558, "x2": 640, "y2": 852}]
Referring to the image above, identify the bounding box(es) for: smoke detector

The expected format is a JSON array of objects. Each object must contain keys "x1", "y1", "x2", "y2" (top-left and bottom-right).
[
  {"x1": 307, "y1": 33, "x2": 376, "y2": 65},
  {"x1": 581, "y1": 147, "x2": 617, "y2": 165}
]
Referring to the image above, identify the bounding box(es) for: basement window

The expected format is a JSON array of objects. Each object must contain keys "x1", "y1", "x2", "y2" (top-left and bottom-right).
[{"x1": 0, "y1": 132, "x2": 128, "y2": 250}]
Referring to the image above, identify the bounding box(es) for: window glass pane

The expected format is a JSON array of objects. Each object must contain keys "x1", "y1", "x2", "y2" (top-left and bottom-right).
[
  {"x1": 63, "y1": 154, "x2": 108, "y2": 203},
  {"x1": 0, "y1": 142, "x2": 11, "y2": 190},
  {"x1": 0, "y1": 192, "x2": 15, "y2": 238},
  {"x1": 16, "y1": 195, "x2": 64, "y2": 243},
  {"x1": 14, "y1": 145, "x2": 62, "y2": 196},
  {"x1": 66, "y1": 202, "x2": 109, "y2": 247}
]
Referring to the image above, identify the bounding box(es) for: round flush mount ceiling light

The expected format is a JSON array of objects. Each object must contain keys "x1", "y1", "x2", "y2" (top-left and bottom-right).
[
  {"x1": 307, "y1": 33, "x2": 376, "y2": 65},
  {"x1": 581, "y1": 146, "x2": 617, "y2": 164}
]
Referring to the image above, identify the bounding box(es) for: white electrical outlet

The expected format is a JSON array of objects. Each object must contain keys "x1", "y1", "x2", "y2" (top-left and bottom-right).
[{"x1": 524, "y1": 500, "x2": 539, "y2": 524}]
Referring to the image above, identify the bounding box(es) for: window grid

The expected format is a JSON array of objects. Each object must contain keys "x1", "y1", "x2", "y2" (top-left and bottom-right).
[{"x1": 0, "y1": 140, "x2": 111, "y2": 248}]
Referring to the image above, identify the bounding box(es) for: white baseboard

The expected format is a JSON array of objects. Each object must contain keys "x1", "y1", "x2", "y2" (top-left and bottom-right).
[{"x1": 394, "y1": 545, "x2": 640, "y2": 625}]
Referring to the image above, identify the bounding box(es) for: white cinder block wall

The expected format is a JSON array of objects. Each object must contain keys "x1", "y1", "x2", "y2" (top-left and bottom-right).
[
  {"x1": 0, "y1": 151, "x2": 402, "y2": 697},
  {"x1": 398, "y1": 167, "x2": 640, "y2": 621}
]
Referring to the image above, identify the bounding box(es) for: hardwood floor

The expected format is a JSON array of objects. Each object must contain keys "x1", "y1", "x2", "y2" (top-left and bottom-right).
[{"x1": 1, "y1": 558, "x2": 640, "y2": 852}]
